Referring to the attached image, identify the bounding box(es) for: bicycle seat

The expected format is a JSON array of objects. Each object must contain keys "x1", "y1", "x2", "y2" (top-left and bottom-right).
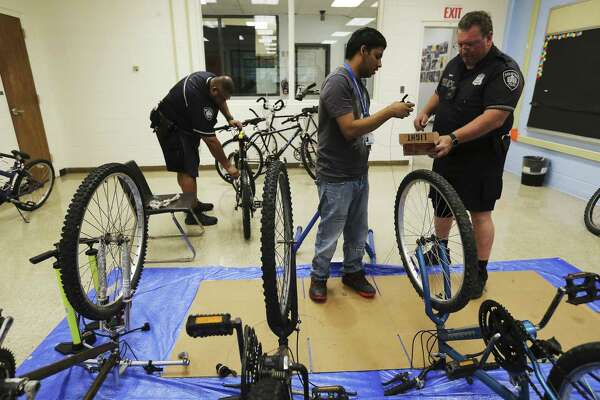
[
  {"x1": 11, "y1": 150, "x2": 30, "y2": 160},
  {"x1": 302, "y1": 106, "x2": 318, "y2": 114},
  {"x1": 243, "y1": 117, "x2": 265, "y2": 126}
]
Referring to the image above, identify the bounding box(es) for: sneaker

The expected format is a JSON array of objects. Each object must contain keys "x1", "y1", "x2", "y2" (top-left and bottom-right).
[
  {"x1": 342, "y1": 271, "x2": 376, "y2": 298},
  {"x1": 185, "y1": 211, "x2": 217, "y2": 226},
  {"x1": 309, "y1": 278, "x2": 327, "y2": 303},
  {"x1": 423, "y1": 243, "x2": 451, "y2": 266},
  {"x1": 195, "y1": 201, "x2": 214, "y2": 212}
]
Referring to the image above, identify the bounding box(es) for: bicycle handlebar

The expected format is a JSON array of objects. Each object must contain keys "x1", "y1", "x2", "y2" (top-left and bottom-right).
[
  {"x1": 295, "y1": 82, "x2": 317, "y2": 101},
  {"x1": 215, "y1": 117, "x2": 266, "y2": 132},
  {"x1": 0, "y1": 152, "x2": 15, "y2": 159},
  {"x1": 29, "y1": 249, "x2": 58, "y2": 264}
]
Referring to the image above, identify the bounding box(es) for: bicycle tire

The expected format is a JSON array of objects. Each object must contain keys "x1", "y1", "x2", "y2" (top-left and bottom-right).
[
  {"x1": 394, "y1": 169, "x2": 478, "y2": 314},
  {"x1": 12, "y1": 159, "x2": 55, "y2": 211},
  {"x1": 247, "y1": 377, "x2": 291, "y2": 400},
  {"x1": 242, "y1": 168, "x2": 252, "y2": 240},
  {"x1": 300, "y1": 135, "x2": 317, "y2": 180},
  {"x1": 58, "y1": 163, "x2": 148, "y2": 321},
  {"x1": 584, "y1": 188, "x2": 600, "y2": 236},
  {"x1": 260, "y1": 160, "x2": 297, "y2": 339},
  {"x1": 216, "y1": 138, "x2": 264, "y2": 183},
  {"x1": 546, "y1": 341, "x2": 600, "y2": 399}
]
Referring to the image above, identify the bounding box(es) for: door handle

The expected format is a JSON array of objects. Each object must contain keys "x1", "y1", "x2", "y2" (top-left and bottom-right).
[{"x1": 11, "y1": 108, "x2": 24, "y2": 116}]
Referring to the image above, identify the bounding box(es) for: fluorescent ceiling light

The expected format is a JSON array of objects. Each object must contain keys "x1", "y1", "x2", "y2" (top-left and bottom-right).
[
  {"x1": 246, "y1": 21, "x2": 268, "y2": 29},
  {"x1": 251, "y1": 0, "x2": 279, "y2": 4},
  {"x1": 331, "y1": 0, "x2": 364, "y2": 7},
  {"x1": 346, "y1": 17, "x2": 375, "y2": 26},
  {"x1": 203, "y1": 20, "x2": 218, "y2": 28},
  {"x1": 371, "y1": 1, "x2": 378, "y2": 7},
  {"x1": 321, "y1": 40, "x2": 337, "y2": 44},
  {"x1": 257, "y1": 29, "x2": 274, "y2": 35},
  {"x1": 239, "y1": 35, "x2": 245, "y2": 40},
  {"x1": 332, "y1": 31, "x2": 352, "y2": 37},
  {"x1": 200, "y1": 0, "x2": 217, "y2": 4}
]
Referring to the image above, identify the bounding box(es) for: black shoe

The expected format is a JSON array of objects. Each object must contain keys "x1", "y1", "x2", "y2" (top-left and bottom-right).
[
  {"x1": 309, "y1": 278, "x2": 327, "y2": 303},
  {"x1": 185, "y1": 211, "x2": 217, "y2": 226},
  {"x1": 342, "y1": 271, "x2": 376, "y2": 298},
  {"x1": 423, "y1": 243, "x2": 451, "y2": 266},
  {"x1": 195, "y1": 201, "x2": 214, "y2": 212}
]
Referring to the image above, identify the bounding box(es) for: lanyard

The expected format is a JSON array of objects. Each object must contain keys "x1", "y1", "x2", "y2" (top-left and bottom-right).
[{"x1": 343, "y1": 63, "x2": 369, "y2": 117}]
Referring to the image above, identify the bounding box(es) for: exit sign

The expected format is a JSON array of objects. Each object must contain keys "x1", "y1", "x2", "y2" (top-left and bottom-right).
[{"x1": 444, "y1": 6, "x2": 463, "y2": 19}]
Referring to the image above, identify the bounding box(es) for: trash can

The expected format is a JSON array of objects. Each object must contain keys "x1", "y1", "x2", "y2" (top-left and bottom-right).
[{"x1": 521, "y1": 156, "x2": 550, "y2": 186}]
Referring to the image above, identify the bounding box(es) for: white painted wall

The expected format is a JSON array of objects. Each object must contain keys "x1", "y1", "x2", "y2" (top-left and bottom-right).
[
  {"x1": 0, "y1": 75, "x2": 18, "y2": 151},
  {"x1": 0, "y1": 0, "x2": 509, "y2": 170}
]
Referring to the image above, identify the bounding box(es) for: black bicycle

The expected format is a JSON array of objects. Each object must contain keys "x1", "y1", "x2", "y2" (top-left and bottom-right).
[
  {"x1": 0, "y1": 150, "x2": 55, "y2": 222},
  {"x1": 584, "y1": 188, "x2": 600, "y2": 236},
  {"x1": 216, "y1": 117, "x2": 266, "y2": 240},
  {"x1": 215, "y1": 86, "x2": 319, "y2": 182}
]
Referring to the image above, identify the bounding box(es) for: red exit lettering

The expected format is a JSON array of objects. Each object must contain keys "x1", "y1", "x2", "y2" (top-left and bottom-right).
[{"x1": 444, "y1": 7, "x2": 463, "y2": 19}]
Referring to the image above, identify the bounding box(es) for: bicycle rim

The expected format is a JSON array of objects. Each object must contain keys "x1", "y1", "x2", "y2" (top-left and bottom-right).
[{"x1": 15, "y1": 160, "x2": 55, "y2": 209}]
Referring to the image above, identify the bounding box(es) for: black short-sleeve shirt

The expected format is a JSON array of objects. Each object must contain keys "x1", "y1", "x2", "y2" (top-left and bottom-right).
[
  {"x1": 158, "y1": 71, "x2": 219, "y2": 137},
  {"x1": 433, "y1": 46, "x2": 524, "y2": 177}
]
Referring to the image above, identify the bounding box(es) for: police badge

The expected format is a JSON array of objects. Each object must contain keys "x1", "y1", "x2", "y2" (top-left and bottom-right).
[
  {"x1": 502, "y1": 70, "x2": 520, "y2": 91},
  {"x1": 203, "y1": 107, "x2": 215, "y2": 120}
]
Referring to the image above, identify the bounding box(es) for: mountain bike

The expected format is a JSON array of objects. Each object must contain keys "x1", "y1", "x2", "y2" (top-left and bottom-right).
[
  {"x1": 216, "y1": 117, "x2": 266, "y2": 240},
  {"x1": 389, "y1": 168, "x2": 600, "y2": 399},
  {"x1": 584, "y1": 188, "x2": 600, "y2": 236},
  {"x1": 0, "y1": 150, "x2": 55, "y2": 222}
]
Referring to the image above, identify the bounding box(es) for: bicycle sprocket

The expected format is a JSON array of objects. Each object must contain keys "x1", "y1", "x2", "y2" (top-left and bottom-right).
[
  {"x1": 478, "y1": 300, "x2": 528, "y2": 373},
  {"x1": 0, "y1": 348, "x2": 15, "y2": 380},
  {"x1": 241, "y1": 326, "x2": 263, "y2": 396}
]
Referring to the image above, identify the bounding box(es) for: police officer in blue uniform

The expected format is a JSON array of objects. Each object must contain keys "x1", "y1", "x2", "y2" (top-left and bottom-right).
[
  {"x1": 414, "y1": 11, "x2": 524, "y2": 298},
  {"x1": 151, "y1": 72, "x2": 241, "y2": 226}
]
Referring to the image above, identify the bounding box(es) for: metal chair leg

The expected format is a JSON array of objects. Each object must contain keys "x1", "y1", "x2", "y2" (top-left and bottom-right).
[{"x1": 146, "y1": 212, "x2": 204, "y2": 263}]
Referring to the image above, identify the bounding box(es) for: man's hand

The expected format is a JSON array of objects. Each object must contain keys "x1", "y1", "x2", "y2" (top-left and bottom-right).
[
  {"x1": 225, "y1": 164, "x2": 240, "y2": 179},
  {"x1": 388, "y1": 101, "x2": 414, "y2": 119},
  {"x1": 229, "y1": 119, "x2": 243, "y2": 130},
  {"x1": 414, "y1": 112, "x2": 430, "y2": 131},
  {"x1": 433, "y1": 135, "x2": 453, "y2": 158}
]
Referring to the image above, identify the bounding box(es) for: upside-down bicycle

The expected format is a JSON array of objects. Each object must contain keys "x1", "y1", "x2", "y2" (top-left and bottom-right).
[
  {"x1": 389, "y1": 168, "x2": 600, "y2": 399},
  {"x1": 0, "y1": 162, "x2": 189, "y2": 399},
  {"x1": 0, "y1": 150, "x2": 55, "y2": 222}
]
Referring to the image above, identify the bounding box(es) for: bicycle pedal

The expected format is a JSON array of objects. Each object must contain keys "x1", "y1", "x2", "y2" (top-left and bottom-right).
[
  {"x1": 186, "y1": 313, "x2": 237, "y2": 338},
  {"x1": 312, "y1": 385, "x2": 355, "y2": 399},
  {"x1": 565, "y1": 272, "x2": 600, "y2": 305},
  {"x1": 446, "y1": 358, "x2": 479, "y2": 380}
]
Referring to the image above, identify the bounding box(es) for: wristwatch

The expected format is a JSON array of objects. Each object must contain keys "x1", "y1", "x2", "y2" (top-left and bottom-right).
[{"x1": 449, "y1": 132, "x2": 459, "y2": 147}]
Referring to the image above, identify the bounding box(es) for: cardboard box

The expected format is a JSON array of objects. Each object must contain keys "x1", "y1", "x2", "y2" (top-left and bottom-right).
[{"x1": 399, "y1": 132, "x2": 439, "y2": 155}]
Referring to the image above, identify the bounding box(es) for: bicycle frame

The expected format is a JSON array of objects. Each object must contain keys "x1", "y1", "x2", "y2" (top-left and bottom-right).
[
  {"x1": 416, "y1": 243, "x2": 563, "y2": 400},
  {"x1": 0, "y1": 157, "x2": 21, "y2": 204}
]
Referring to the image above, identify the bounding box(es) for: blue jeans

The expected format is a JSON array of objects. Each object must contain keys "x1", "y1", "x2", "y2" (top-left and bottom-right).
[{"x1": 311, "y1": 175, "x2": 369, "y2": 280}]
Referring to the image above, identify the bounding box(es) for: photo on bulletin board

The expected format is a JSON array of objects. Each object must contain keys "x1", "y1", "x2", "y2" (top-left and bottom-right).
[{"x1": 419, "y1": 40, "x2": 450, "y2": 83}]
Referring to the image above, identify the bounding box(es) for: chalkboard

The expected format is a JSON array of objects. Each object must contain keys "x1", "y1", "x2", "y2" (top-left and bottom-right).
[{"x1": 527, "y1": 27, "x2": 600, "y2": 141}]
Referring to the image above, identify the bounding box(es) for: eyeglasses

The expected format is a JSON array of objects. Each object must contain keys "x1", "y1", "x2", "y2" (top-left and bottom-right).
[{"x1": 453, "y1": 39, "x2": 485, "y2": 50}]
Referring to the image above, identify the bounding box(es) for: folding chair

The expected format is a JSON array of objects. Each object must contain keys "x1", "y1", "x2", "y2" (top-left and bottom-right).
[{"x1": 125, "y1": 160, "x2": 204, "y2": 263}]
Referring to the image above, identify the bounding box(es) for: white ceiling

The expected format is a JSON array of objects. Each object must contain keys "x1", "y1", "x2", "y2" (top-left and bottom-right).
[{"x1": 201, "y1": 0, "x2": 378, "y2": 18}]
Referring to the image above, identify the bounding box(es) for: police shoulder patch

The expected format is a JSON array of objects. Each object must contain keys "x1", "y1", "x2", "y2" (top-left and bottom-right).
[
  {"x1": 203, "y1": 106, "x2": 215, "y2": 120},
  {"x1": 502, "y1": 69, "x2": 520, "y2": 91}
]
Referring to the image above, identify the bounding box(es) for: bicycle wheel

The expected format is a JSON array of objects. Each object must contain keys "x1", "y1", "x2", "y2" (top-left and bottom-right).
[
  {"x1": 394, "y1": 169, "x2": 478, "y2": 314},
  {"x1": 58, "y1": 163, "x2": 148, "y2": 321},
  {"x1": 241, "y1": 168, "x2": 253, "y2": 240},
  {"x1": 546, "y1": 341, "x2": 600, "y2": 399},
  {"x1": 260, "y1": 160, "x2": 297, "y2": 339},
  {"x1": 12, "y1": 159, "x2": 55, "y2": 211},
  {"x1": 216, "y1": 138, "x2": 264, "y2": 183},
  {"x1": 584, "y1": 188, "x2": 600, "y2": 236},
  {"x1": 247, "y1": 377, "x2": 291, "y2": 400},
  {"x1": 300, "y1": 135, "x2": 317, "y2": 180}
]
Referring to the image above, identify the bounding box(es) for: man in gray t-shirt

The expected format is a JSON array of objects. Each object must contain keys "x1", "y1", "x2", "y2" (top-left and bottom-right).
[{"x1": 310, "y1": 28, "x2": 414, "y2": 303}]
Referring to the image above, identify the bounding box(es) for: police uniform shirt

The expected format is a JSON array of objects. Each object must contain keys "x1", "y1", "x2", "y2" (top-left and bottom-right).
[
  {"x1": 433, "y1": 45, "x2": 524, "y2": 177},
  {"x1": 159, "y1": 71, "x2": 219, "y2": 137}
]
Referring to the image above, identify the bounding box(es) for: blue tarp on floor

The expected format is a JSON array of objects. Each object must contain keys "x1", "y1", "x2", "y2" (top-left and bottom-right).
[{"x1": 15, "y1": 258, "x2": 599, "y2": 399}]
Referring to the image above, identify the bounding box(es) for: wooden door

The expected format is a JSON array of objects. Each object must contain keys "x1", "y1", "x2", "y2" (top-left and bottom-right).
[{"x1": 0, "y1": 13, "x2": 50, "y2": 161}]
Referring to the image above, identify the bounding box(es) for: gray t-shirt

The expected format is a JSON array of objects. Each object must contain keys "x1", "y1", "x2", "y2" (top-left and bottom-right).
[{"x1": 316, "y1": 67, "x2": 371, "y2": 182}]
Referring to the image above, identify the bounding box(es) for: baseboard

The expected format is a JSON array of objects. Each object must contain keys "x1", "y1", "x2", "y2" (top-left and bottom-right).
[{"x1": 58, "y1": 160, "x2": 409, "y2": 176}]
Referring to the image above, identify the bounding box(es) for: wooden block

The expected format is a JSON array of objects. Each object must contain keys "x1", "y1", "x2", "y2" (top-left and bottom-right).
[{"x1": 399, "y1": 132, "x2": 439, "y2": 156}]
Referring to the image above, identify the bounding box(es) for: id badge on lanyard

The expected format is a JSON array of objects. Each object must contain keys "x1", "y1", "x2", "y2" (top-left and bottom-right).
[{"x1": 344, "y1": 64, "x2": 374, "y2": 146}]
